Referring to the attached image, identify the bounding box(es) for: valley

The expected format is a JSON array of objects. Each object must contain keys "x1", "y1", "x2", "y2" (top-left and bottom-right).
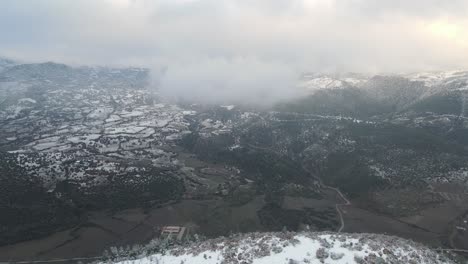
[{"x1": 1, "y1": 59, "x2": 468, "y2": 262}]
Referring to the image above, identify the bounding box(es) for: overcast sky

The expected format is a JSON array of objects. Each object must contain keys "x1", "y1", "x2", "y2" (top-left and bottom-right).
[{"x1": 1, "y1": 0, "x2": 468, "y2": 103}]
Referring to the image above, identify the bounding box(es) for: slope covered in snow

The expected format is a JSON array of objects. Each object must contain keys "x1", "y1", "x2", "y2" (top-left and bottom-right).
[
  {"x1": 406, "y1": 71, "x2": 468, "y2": 88},
  {"x1": 299, "y1": 71, "x2": 468, "y2": 97},
  {"x1": 107, "y1": 232, "x2": 454, "y2": 264},
  {"x1": 298, "y1": 73, "x2": 369, "y2": 94}
]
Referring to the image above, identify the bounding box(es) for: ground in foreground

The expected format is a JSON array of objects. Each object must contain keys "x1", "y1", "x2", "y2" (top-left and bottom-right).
[{"x1": 105, "y1": 231, "x2": 456, "y2": 264}]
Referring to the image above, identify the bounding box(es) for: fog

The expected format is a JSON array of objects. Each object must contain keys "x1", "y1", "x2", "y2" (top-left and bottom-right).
[{"x1": 1, "y1": 0, "x2": 468, "y2": 104}]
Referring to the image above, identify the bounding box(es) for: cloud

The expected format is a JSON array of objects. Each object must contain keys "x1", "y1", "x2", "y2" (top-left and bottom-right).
[
  {"x1": 155, "y1": 57, "x2": 299, "y2": 105},
  {"x1": 1, "y1": 0, "x2": 468, "y2": 104},
  {"x1": 336, "y1": 0, "x2": 468, "y2": 19}
]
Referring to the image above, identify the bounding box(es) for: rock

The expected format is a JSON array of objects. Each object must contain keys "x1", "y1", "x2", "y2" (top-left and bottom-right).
[
  {"x1": 330, "y1": 252, "x2": 345, "y2": 260},
  {"x1": 316, "y1": 247, "x2": 329, "y2": 260}
]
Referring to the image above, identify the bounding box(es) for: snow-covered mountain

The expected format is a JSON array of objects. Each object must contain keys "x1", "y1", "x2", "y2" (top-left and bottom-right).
[
  {"x1": 298, "y1": 73, "x2": 369, "y2": 94},
  {"x1": 299, "y1": 71, "x2": 468, "y2": 96},
  {"x1": 294, "y1": 71, "x2": 468, "y2": 118},
  {"x1": 105, "y1": 232, "x2": 455, "y2": 264},
  {"x1": 406, "y1": 70, "x2": 468, "y2": 88}
]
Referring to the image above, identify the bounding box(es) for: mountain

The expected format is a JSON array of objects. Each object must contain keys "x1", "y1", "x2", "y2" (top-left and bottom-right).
[
  {"x1": 277, "y1": 87, "x2": 390, "y2": 118},
  {"x1": 105, "y1": 232, "x2": 456, "y2": 264},
  {"x1": 406, "y1": 70, "x2": 468, "y2": 88},
  {"x1": 407, "y1": 89, "x2": 465, "y2": 115},
  {"x1": 298, "y1": 73, "x2": 369, "y2": 93},
  {"x1": 0, "y1": 61, "x2": 149, "y2": 89},
  {"x1": 289, "y1": 71, "x2": 468, "y2": 118}
]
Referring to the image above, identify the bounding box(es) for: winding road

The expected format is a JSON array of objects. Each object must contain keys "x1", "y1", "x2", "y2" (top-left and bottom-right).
[
  {"x1": 322, "y1": 185, "x2": 351, "y2": 232},
  {"x1": 303, "y1": 166, "x2": 351, "y2": 233},
  {"x1": 248, "y1": 113, "x2": 356, "y2": 233}
]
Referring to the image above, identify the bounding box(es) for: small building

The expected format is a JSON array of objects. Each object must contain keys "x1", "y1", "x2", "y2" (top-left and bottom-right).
[{"x1": 160, "y1": 225, "x2": 188, "y2": 241}]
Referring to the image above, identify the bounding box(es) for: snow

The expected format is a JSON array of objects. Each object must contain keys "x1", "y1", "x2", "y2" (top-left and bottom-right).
[
  {"x1": 138, "y1": 119, "x2": 170, "y2": 128},
  {"x1": 67, "y1": 134, "x2": 101, "y2": 144},
  {"x1": 220, "y1": 105, "x2": 235, "y2": 110},
  {"x1": 106, "y1": 232, "x2": 454, "y2": 264},
  {"x1": 229, "y1": 144, "x2": 241, "y2": 150},
  {"x1": 105, "y1": 126, "x2": 147, "y2": 135},
  {"x1": 153, "y1": 103, "x2": 165, "y2": 108},
  {"x1": 32, "y1": 142, "x2": 63, "y2": 151},
  {"x1": 299, "y1": 77, "x2": 344, "y2": 93},
  {"x1": 182, "y1": 110, "x2": 196, "y2": 115},
  {"x1": 106, "y1": 115, "x2": 122, "y2": 123},
  {"x1": 201, "y1": 119, "x2": 214, "y2": 128},
  {"x1": 165, "y1": 134, "x2": 182, "y2": 141},
  {"x1": 121, "y1": 110, "x2": 145, "y2": 118},
  {"x1": 406, "y1": 70, "x2": 468, "y2": 87},
  {"x1": 5, "y1": 105, "x2": 27, "y2": 119},
  {"x1": 18, "y1": 98, "x2": 37, "y2": 104},
  {"x1": 369, "y1": 165, "x2": 388, "y2": 179},
  {"x1": 85, "y1": 107, "x2": 112, "y2": 120},
  {"x1": 117, "y1": 251, "x2": 222, "y2": 264}
]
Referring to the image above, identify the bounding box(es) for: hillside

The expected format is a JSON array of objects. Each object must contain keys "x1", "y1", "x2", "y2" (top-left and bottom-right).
[{"x1": 105, "y1": 232, "x2": 455, "y2": 264}]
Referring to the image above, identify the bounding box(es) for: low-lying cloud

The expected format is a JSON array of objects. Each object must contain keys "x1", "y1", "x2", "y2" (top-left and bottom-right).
[
  {"x1": 1, "y1": 0, "x2": 468, "y2": 104},
  {"x1": 155, "y1": 57, "x2": 299, "y2": 105}
]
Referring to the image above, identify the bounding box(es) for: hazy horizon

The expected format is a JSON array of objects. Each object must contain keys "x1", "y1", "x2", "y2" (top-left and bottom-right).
[{"x1": 2, "y1": 0, "x2": 468, "y2": 104}]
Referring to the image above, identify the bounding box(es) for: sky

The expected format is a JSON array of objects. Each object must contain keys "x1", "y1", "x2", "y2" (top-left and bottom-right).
[{"x1": 1, "y1": 0, "x2": 468, "y2": 104}]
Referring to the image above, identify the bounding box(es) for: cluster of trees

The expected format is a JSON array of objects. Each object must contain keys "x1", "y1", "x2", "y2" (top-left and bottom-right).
[
  {"x1": 0, "y1": 151, "x2": 80, "y2": 246},
  {"x1": 101, "y1": 234, "x2": 205, "y2": 263}
]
